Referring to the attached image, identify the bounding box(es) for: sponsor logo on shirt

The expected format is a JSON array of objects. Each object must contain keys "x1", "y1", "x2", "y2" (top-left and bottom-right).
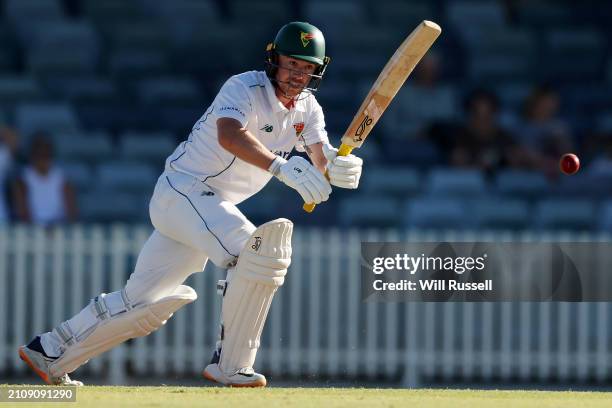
[
  {"x1": 260, "y1": 124, "x2": 274, "y2": 132},
  {"x1": 219, "y1": 106, "x2": 245, "y2": 118},
  {"x1": 272, "y1": 150, "x2": 291, "y2": 159},
  {"x1": 293, "y1": 122, "x2": 304, "y2": 137}
]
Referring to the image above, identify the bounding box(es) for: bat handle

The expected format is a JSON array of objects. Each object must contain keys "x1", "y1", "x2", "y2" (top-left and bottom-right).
[{"x1": 302, "y1": 144, "x2": 354, "y2": 213}]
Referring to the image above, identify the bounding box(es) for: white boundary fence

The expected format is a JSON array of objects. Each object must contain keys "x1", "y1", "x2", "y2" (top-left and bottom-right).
[{"x1": 0, "y1": 225, "x2": 611, "y2": 386}]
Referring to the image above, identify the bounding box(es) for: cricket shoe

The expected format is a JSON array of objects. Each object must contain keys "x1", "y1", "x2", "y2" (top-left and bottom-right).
[
  {"x1": 18, "y1": 336, "x2": 83, "y2": 386},
  {"x1": 202, "y1": 363, "x2": 267, "y2": 387}
]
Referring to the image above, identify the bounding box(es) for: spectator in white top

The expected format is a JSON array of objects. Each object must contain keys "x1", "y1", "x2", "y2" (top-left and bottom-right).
[
  {"x1": 0, "y1": 127, "x2": 17, "y2": 224},
  {"x1": 13, "y1": 134, "x2": 78, "y2": 225}
]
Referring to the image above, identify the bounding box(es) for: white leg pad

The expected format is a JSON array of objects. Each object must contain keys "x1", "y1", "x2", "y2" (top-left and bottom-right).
[
  {"x1": 219, "y1": 218, "x2": 293, "y2": 374},
  {"x1": 49, "y1": 285, "x2": 196, "y2": 377}
]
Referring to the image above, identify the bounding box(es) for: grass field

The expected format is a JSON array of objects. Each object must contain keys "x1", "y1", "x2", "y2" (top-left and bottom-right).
[{"x1": 2, "y1": 386, "x2": 612, "y2": 408}]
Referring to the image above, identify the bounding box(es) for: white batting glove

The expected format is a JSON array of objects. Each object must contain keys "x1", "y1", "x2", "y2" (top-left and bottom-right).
[
  {"x1": 269, "y1": 156, "x2": 332, "y2": 204},
  {"x1": 323, "y1": 143, "x2": 363, "y2": 189}
]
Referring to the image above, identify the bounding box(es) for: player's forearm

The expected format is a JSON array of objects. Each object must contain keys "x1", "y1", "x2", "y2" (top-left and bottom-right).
[
  {"x1": 305, "y1": 142, "x2": 327, "y2": 173},
  {"x1": 217, "y1": 118, "x2": 277, "y2": 170}
]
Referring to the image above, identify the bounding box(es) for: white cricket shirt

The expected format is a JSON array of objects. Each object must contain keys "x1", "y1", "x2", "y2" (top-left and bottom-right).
[{"x1": 165, "y1": 70, "x2": 329, "y2": 204}]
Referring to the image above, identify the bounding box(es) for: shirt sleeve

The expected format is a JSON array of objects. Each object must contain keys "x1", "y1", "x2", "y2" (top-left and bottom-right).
[
  {"x1": 213, "y1": 77, "x2": 253, "y2": 127},
  {"x1": 296, "y1": 97, "x2": 329, "y2": 152}
]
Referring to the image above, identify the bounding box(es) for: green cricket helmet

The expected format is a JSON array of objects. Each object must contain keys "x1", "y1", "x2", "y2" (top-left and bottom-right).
[{"x1": 265, "y1": 21, "x2": 331, "y2": 92}]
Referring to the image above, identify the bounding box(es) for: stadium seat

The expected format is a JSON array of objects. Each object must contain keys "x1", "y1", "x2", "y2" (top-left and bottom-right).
[
  {"x1": 548, "y1": 173, "x2": 608, "y2": 199},
  {"x1": 81, "y1": 0, "x2": 143, "y2": 23},
  {"x1": 119, "y1": 132, "x2": 176, "y2": 162},
  {"x1": 27, "y1": 48, "x2": 99, "y2": 76},
  {"x1": 427, "y1": 168, "x2": 487, "y2": 197},
  {"x1": 105, "y1": 22, "x2": 171, "y2": 53},
  {"x1": 372, "y1": 1, "x2": 433, "y2": 28},
  {"x1": 55, "y1": 131, "x2": 113, "y2": 162},
  {"x1": 156, "y1": 105, "x2": 209, "y2": 135},
  {"x1": 598, "y1": 201, "x2": 612, "y2": 232},
  {"x1": 146, "y1": 0, "x2": 218, "y2": 22},
  {"x1": 382, "y1": 139, "x2": 442, "y2": 168},
  {"x1": 79, "y1": 189, "x2": 150, "y2": 223},
  {"x1": 403, "y1": 198, "x2": 467, "y2": 230},
  {"x1": 460, "y1": 28, "x2": 536, "y2": 55},
  {"x1": 16, "y1": 103, "x2": 80, "y2": 137},
  {"x1": 493, "y1": 82, "x2": 532, "y2": 110},
  {"x1": 0, "y1": 76, "x2": 42, "y2": 106},
  {"x1": 360, "y1": 166, "x2": 421, "y2": 197},
  {"x1": 5, "y1": 0, "x2": 64, "y2": 22},
  {"x1": 495, "y1": 170, "x2": 549, "y2": 199},
  {"x1": 0, "y1": 24, "x2": 20, "y2": 72},
  {"x1": 446, "y1": 1, "x2": 505, "y2": 28},
  {"x1": 108, "y1": 50, "x2": 170, "y2": 80},
  {"x1": 304, "y1": 0, "x2": 366, "y2": 27},
  {"x1": 468, "y1": 53, "x2": 532, "y2": 81},
  {"x1": 534, "y1": 199, "x2": 596, "y2": 231},
  {"x1": 597, "y1": 113, "x2": 612, "y2": 133},
  {"x1": 230, "y1": 0, "x2": 289, "y2": 26},
  {"x1": 96, "y1": 161, "x2": 158, "y2": 192},
  {"x1": 136, "y1": 78, "x2": 203, "y2": 105},
  {"x1": 381, "y1": 84, "x2": 459, "y2": 138},
  {"x1": 518, "y1": 3, "x2": 575, "y2": 27},
  {"x1": 27, "y1": 21, "x2": 99, "y2": 53},
  {"x1": 151, "y1": 0, "x2": 219, "y2": 46},
  {"x1": 25, "y1": 21, "x2": 100, "y2": 75},
  {"x1": 60, "y1": 161, "x2": 94, "y2": 191},
  {"x1": 44, "y1": 77, "x2": 119, "y2": 103},
  {"x1": 472, "y1": 198, "x2": 530, "y2": 231},
  {"x1": 540, "y1": 29, "x2": 606, "y2": 81},
  {"x1": 338, "y1": 196, "x2": 401, "y2": 227},
  {"x1": 563, "y1": 84, "x2": 612, "y2": 118}
]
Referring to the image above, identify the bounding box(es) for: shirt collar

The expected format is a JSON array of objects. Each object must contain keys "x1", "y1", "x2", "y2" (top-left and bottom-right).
[{"x1": 263, "y1": 73, "x2": 307, "y2": 113}]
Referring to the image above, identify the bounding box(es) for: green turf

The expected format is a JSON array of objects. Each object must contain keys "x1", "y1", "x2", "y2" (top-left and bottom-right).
[{"x1": 1, "y1": 386, "x2": 612, "y2": 408}]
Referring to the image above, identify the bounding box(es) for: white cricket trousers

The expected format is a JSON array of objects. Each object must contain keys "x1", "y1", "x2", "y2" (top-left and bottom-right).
[
  {"x1": 132, "y1": 170, "x2": 257, "y2": 303},
  {"x1": 41, "y1": 170, "x2": 256, "y2": 357}
]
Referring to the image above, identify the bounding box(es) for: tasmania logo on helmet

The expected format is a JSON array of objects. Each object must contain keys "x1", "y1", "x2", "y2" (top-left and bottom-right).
[{"x1": 300, "y1": 32, "x2": 315, "y2": 47}]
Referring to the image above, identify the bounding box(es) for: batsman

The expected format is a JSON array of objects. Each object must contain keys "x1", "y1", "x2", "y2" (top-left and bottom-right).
[{"x1": 18, "y1": 22, "x2": 363, "y2": 387}]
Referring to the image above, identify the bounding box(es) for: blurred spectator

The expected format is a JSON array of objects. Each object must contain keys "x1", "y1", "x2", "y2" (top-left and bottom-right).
[
  {"x1": 383, "y1": 52, "x2": 458, "y2": 139},
  {"x1": 0, "y1": 127, "x2": 18, "y2": 224},
  {"x1": 512, "y1": 85, "x2": 574, "y2": 177},
  {"x1": 12, "y1": 134, "x2": 78, "y2": 225},
  {"x1": 449, "y1": 89, "x2": 527, "y2": 174}
]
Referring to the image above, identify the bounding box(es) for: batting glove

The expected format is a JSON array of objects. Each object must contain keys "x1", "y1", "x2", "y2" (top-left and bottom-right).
[
  {"x1": 269, "y1": 156, "x2": 332, "y2": 204},
  {"x1": 323, "y1": 143, "x2": 363, "y2": 189}
]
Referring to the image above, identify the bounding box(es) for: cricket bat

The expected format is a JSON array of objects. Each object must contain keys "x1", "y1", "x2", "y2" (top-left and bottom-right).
[{"x1": 303, "y1": 20, "x2": 441, "y2": 212}]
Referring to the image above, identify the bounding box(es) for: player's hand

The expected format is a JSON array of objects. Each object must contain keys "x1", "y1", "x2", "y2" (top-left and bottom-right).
[
  {"x1": 269, "y1": 156, "x2": 332, "y2": 204},
  {"x1": 323, "y1": 143, "x2": 363, "y2": 189}
]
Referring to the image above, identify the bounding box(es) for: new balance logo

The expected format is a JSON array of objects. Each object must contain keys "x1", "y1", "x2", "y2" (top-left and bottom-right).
[{"x1": 260, "y1": 124, "x2": 273, "y2": 132}]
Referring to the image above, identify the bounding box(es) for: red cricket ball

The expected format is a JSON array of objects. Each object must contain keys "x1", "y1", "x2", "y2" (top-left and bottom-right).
[{"x1": 560, "y1": 153, "x2": 580, "y2": 175}]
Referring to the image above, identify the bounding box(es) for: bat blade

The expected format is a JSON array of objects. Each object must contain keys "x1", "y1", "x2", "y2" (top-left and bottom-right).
[
  {"x1": 341, "y1": 20, "x2": 441, "y2": 149},
  {"x1": 303, "y1": 20, "x2": 441, "y2": 213}
]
